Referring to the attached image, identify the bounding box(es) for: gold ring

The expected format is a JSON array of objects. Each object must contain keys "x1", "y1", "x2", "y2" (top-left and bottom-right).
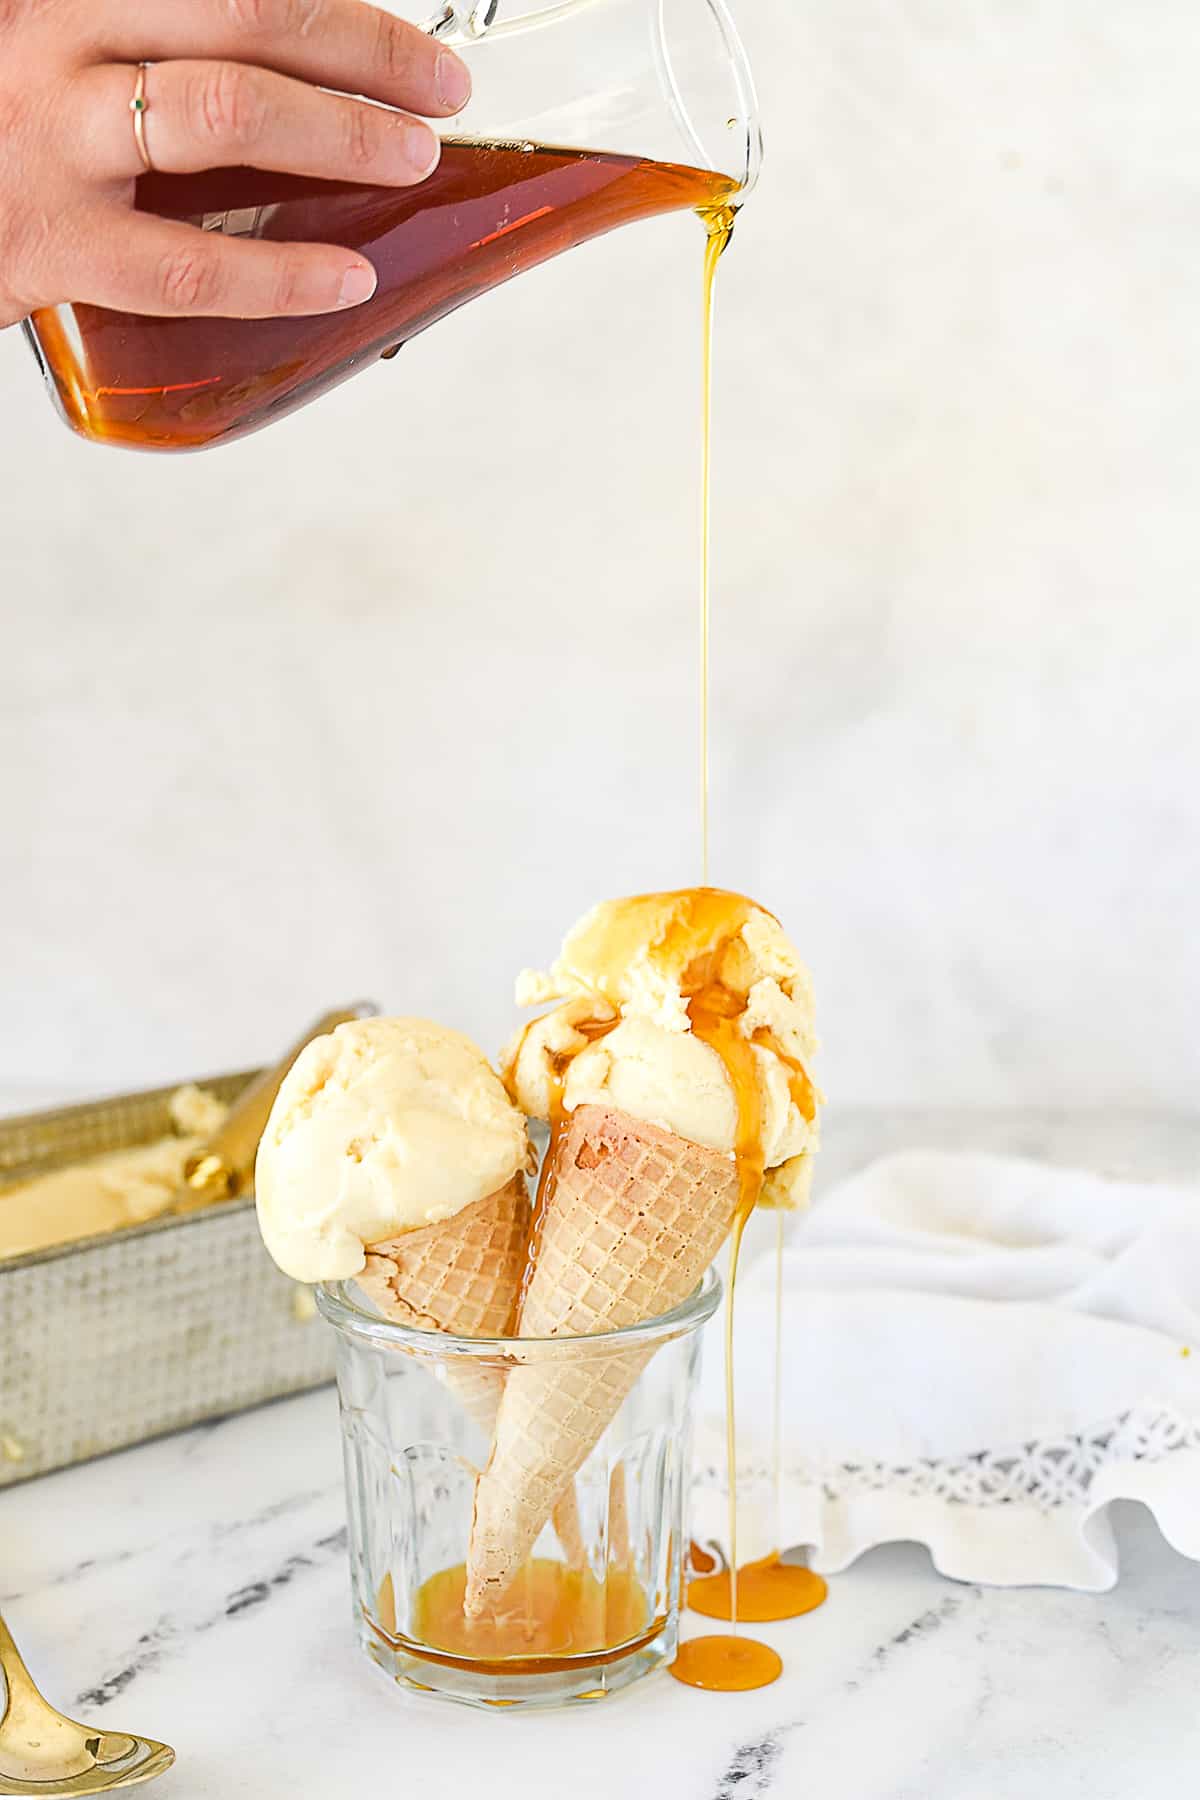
[{"x1": 129, "y1": 62, "x2": 153, "y2": 173}]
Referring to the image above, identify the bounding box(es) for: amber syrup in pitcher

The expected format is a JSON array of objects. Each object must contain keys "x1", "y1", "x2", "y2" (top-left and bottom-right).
[{"x1": 27, "y1": 140, "x2": 737, "y2": 453}]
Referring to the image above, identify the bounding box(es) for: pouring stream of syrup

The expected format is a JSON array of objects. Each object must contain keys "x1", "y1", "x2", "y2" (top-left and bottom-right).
[
  {"x1": 698, "y1": 205, "x2": 733, "y2": 885},
  {"x1": 402, "y1": 189, "x2": 829, "y2": 1692}
]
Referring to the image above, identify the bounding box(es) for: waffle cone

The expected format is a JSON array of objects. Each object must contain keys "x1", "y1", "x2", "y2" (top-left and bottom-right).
[
  {"x1": 356, "y1": 1173, "x2": 530, "y2": 1436},
  {"x1": 465, "y1": 1105, "x2": 739, "y2": 1615}
]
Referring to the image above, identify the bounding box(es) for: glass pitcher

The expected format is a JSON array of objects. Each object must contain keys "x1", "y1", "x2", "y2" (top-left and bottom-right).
[{"x1": 24, "y1": 0, "x2": 761, "y2": 454}]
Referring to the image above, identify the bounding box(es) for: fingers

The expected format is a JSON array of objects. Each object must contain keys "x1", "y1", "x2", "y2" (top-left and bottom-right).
[
  {"x1": 89, "y1": 0, "x2": 471, "y2": 118},
  {"x1": 72, "y1": 60, "x2": 440, "y2": 185},
  {"x1": 59, "y1": 207, "x2": 378, "y2": 317}
]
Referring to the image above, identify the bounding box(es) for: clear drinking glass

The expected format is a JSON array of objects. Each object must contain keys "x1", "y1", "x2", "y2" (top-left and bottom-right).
[
  {"x1": 24, "y1": 0, "x2": 761, "y2": 451},
  {"x1": 316, "y1": 1266, "x2": 721, "y2": 1709}
]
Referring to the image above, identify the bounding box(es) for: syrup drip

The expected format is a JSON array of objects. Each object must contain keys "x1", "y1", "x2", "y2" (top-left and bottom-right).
[
  {"x1": 751, "y1": 1027, "x2": 818, "y2": 1124},
  {"x1": 513, "y1": 1012, "x2": 620, "y2": 1303},
  {"x1": 699, "y1": 205, "x2": 735, "y2": 884},
  {"x1": 675, "y1": 914, "x2": 762, "y2": 1634},
  {"x1": 609, "y1": 895, "x2": 824, "y2": 1686},
  {"x1": 774, "y1": 1206, "x2": 785, "y2": 1547},
  {"x1": 672, "y1": 1204, "x2": 784, "y2": 1689},
  {"x1": 680, "y1": 1092, "x2": 829, "y2": 1648},
  {"x1": 687, "y1": 1554, "x2": 827, "y2": 1623},
  {"x1": 505, "y1": 890, "x2": 808, "y2": 1689},
  {"x1": 688, "y1": 1540, "x2": 718, "y2": 1575},
  {"x1": 670, "y1": 1634, "x2": 782, "y2": 1693},
  {"x1": 658, "y1": 895, "x2": 781, "y2": 1690},
  {"x1": 493, "y1": 891, "x2": 824, "y2": 1689}
]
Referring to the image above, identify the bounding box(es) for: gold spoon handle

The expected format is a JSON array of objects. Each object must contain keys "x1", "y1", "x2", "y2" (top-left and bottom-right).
[
  {"x1": 179, "y1": 1001, "x2": 378, "y2": 1207},
  {"x1": 0, "y1": 1607, "x2": 40, "y2": 1714},
  {"x1": 0, "y1": 1607, "x2": 94, "y2": 1788}
]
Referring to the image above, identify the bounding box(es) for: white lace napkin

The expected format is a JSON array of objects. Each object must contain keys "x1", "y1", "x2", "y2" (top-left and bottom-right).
[{"x1": 691, "y1": 1151, "x2": 1200, "y2": 1591}]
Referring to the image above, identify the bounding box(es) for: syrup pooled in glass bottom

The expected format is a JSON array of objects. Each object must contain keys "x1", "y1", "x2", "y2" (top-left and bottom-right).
[
  {"x1": 28, "y1": 139, "x2": 738, "y2": 452},
  {"x1": 375, "y1": 1562, "x2": 662, "y2": 1677}
]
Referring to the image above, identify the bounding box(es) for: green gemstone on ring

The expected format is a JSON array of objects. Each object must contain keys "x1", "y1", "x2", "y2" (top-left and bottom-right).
[{"x1": 131, "y1": 96, "x2": 147, "y2": 112}]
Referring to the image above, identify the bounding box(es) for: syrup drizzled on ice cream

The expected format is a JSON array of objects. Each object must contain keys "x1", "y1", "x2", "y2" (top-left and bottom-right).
[{"x1": 502, "y1": 887, "x2": 825, "y2": 1690}]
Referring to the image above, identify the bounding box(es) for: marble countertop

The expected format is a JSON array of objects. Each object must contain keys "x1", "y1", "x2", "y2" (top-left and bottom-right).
[
  {"x1": 4, "y1": 1104, "x2": 1199, "y2": 1794},
  {"x1": 3, "y1": 1383, "x2": 1198, "y2": 1799}
]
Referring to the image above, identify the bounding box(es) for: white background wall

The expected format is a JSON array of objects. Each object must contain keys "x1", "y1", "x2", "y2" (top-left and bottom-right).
[{"x1": 2, "y1": 0, "x2": 1198, "y2": 1115}]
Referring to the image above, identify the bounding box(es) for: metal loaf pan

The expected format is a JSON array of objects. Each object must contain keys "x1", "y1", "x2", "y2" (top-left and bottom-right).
[{"x1": 0, "y1": 1071, "x2": 334, "y2": 1488}]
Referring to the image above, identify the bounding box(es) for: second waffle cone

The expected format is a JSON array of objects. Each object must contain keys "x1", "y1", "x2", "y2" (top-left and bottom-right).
[
  {"x1": 357, "y1": 1173, "x2": 531, "y2": 1435},
  {"x1": 465, "y1": 1104, "x2": 739, "y2": 1616}
]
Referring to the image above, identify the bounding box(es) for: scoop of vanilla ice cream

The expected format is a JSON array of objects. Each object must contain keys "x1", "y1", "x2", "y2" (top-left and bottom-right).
[
  {"x1": 256, "y1": 1017, "x2": 529, "y2": 1282},
  {"x1": 503, "y1": 891, "x2": 821, "y2": 1200}
]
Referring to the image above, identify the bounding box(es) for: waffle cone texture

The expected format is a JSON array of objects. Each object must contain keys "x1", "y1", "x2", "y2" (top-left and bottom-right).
[
  {"x1": 464, "y1": 1104, "x2": 739, "y2": 1616},
  {"x1": 356, "y1": 1173, "x2": 530, "y2": 1435}
]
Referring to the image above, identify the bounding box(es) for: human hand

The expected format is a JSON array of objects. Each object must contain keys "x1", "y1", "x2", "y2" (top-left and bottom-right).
[{"x1": 0, "y1": 0, "x2": 470, "y2": 329}]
